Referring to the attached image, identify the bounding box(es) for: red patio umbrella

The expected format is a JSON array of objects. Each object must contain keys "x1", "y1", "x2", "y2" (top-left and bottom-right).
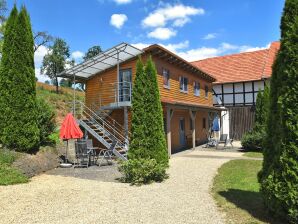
[{"x1": 60, "y1": 113, "x2": 83, "y2": 163}]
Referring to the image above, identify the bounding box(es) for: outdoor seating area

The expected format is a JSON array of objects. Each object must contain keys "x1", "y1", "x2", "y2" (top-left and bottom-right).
[{"x1": 74, "y1": 139, "x2": 114, "y2": 168}]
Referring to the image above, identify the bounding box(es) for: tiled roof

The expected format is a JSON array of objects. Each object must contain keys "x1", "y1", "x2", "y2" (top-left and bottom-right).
[{"x1": 191, "y1": 42, "x2": 280, "y2": 84}]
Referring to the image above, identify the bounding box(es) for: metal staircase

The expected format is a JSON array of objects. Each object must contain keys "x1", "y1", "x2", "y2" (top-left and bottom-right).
[{"x1": 73, "y1": 101, "x2": 129, "y2": 161}]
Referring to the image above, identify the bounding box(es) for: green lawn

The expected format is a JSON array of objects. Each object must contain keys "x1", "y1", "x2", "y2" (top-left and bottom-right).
[
  {"x1": 212, "y1": 159, "x2": 285, "y2": 224},
  {"x1": 0, "y1": 149, "x2": 28, "y2": 185},
  {"x1": 243, "y1": 152, "x2": 263, "y2": 158}
]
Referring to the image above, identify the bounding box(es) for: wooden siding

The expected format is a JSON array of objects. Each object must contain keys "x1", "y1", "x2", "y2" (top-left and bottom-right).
[
  {"x1": 153, "y1": 55, "x2": 213, "y2": 107},
  {"x1": 85, "y1": 59, "x2": 137, "y2": 109}
]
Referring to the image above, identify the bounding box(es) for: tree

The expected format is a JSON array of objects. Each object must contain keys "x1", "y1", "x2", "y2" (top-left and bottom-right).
[
  {"x1": 255, "y1": 85, "x2": 270, "y2": 129},
  {"x1": 83, "y1": 45, "x2": 102, "y2": 60},
  {"x1": 0, "y1": 6, "x2": 40, "y2": 151},
  {"x1": 59, "y1": 78, "x2": 72, "y2": 88},
  {"x1": 259, "y1": 0, "x2": 298, "y2": 222},
  {"x1": 33, "y1": 31, "x2": 54, "y2": 52},
  {"x1": 0, "y1": 0, "x2": 7, "y2": 54},
  {"x1": 129, "y1": 57, "x2": 168, "y2": 166},
  {"x1": 41, "y1": 38, "x2": 70, "y2": 93}
]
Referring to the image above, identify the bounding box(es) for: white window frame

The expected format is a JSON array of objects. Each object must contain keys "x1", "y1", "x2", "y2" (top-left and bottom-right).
[
  {"x1": 179, "y1": 76, "x2": 188, "y2": 93},
  {"x1": 163, "y1": 68, "x2": 170, "y2": 89},
  {"x1": 194, "y1": 81, "x2": 200, "y2": 96}
]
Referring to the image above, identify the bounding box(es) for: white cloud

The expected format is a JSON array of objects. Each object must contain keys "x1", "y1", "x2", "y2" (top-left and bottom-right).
[
  {"x1": 132, "y1": 43, "x2": 151, "y2": 50},
  {"x1": 161, "y1": 40, "x2": 189, "y2": 52},
  {"x1": 113, "y1": 0, "x2": 132, "y2": 4},
  {"x1": 203, "y1": 33, "x2": 217, "y2": 40},
  {"x1": 142, "y1": 4, "x2": 204, "y2": 28},
  {"x1": 71, "y1": 51, "x2": 84, "y2": 60},
  {"x1": 34, "y1": 45, "x2": 49, "y2": 67},
  {"x1": 110, "y1": 14, "x2": 128, "y2": 29},
  {"x1": 147, "y1": 27, "x2": 176, "y2": 40}
]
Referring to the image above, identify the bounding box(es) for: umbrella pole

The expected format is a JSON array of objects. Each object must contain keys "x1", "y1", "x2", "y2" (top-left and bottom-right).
[{"x1": 65, "y1": 140, "x2": 68, "y2": 163}]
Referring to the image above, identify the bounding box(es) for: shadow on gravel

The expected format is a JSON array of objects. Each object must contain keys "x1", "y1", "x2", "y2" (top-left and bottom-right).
[{"x1": 219, "y1": 189, "x2": 286, "y2": 224}]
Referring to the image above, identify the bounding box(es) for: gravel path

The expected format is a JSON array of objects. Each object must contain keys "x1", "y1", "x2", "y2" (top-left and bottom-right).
[{"x1": 0, "y1": 149, "x2": 243, "y2": 224}]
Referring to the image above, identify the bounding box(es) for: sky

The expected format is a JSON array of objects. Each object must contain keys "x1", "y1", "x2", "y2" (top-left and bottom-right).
[{"x1": 7, "y1": 0, "x2": 285, "y2": 82}]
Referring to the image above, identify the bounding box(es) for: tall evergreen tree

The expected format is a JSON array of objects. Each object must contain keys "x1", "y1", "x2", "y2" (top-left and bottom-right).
[
  {"x1": 0, "y1": 6, "x2": 40, "y2": 151},
  {"x1": 0, "y1": 5, "x2": 17, "y2": 141},
  {"x1": 260, "y1": 0, "x2": 298, "y2": 222},
  {"x1": 129, "y1": 57, "x2": 168, "y2": 167}
]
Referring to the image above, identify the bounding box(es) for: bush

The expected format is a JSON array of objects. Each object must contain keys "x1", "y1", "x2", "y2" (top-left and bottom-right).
[
  {"x1": 118, "y1": 158, "x2": 168, "y2": 185},
  {"x1": 241, "y1": 130, "x2": 265, "y2": 151},
  {"x1": 36, "y1": 97, "x2": 56, "y2": 145}
]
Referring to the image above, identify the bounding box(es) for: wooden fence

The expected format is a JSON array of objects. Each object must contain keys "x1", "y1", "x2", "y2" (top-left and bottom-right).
[{"x1": 228, "y1": 106, "x2": 255, "y2": 140}]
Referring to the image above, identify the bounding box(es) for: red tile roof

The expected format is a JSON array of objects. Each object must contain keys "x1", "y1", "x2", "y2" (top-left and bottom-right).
[{"x1": 191, "y1": 42, "x2": 280, "y2": 84}]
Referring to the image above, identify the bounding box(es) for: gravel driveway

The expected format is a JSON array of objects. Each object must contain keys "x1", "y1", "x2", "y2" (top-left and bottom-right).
[{"x1": 0, "y1": 149, "x2": 243, "y2": 224}]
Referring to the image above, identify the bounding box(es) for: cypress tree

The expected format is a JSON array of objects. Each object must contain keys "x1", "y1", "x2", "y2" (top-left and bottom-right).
[
  {"x1": 0, "y1": 5, "x2": 18, "y2": 141},
  {"x1": 129, "y1": 57, "x2": 168, "y2": 167},
  {"x1": 260, "y1": 0, "x2": 298, "y2": 222},
  {"x1": 0, "y1": 6, "x2": 39, "y2": 151}
]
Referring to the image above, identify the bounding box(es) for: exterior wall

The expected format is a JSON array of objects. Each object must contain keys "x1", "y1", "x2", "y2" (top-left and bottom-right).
[
  {"x1": 166, "y1": 109, "x2": 208, "y2": 153},
  {"x1": 85, "y1": 59, "x2": 137, "y2": 109},
  {"x1": 213, "y1": 80, "x2": 266, "y2": 107},
  {"x1": 153, "y1": 56, "x2": 213, "y2": 107}
]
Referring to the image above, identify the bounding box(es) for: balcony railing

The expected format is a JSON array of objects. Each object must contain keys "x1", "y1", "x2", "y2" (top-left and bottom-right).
[{"x1": 92, "y1": 81, "x2": 132, "y2": 110}]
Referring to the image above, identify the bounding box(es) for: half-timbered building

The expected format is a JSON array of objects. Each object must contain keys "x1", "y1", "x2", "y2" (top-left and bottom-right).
[{"x1": 192, "y1": 41, "x2": 280, "y2": 139}]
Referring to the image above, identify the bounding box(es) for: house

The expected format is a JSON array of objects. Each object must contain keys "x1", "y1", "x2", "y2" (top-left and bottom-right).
[
  {"x1": 59, "y1": 43, "x2": 221, "y2": 158},
  {"x1": 191, "y1": 41, "x2": 280, "y2": 140}
]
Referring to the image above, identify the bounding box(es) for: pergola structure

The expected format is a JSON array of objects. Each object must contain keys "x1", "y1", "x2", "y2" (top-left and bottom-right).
[{"x1": 58, "y1": 43, "x2": 143, "y2": 139}]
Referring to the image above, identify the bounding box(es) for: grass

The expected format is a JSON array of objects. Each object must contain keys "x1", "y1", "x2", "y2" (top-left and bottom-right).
[
  {"x1": 212, "y1": 159, "x2": 285, "y2": 224},
  {"x1": 243, "y1": 152, "x2": 264, "y2": 158},
  {"x1": 36, "y1": 82, "x2": 85, "y2": 125},
  {"x1": 0, "y1": 149, "x2": 29, "y2": 185}
]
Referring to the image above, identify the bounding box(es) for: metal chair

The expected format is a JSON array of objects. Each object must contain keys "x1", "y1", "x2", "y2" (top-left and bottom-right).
[
  {"x1": 216, "y1": 134, "x2": 234, "y2": 149},
  {"x1": 86, "y1": 139, "x2": 99, "y2": 165},
  {"x1": 74, "y1": 141, "x2": 90, "y2": 168},
  {"x1": 97, "y1": 141, "x2": 117, "y2": 166}
]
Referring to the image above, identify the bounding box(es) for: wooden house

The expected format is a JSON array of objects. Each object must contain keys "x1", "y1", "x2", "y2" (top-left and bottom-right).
[
  {"x1": 59, "y1": 43, "x2": 221, "y2": 158},
  {"x1": 192, "y1": 41, "x2": 280, "y2": 139}
]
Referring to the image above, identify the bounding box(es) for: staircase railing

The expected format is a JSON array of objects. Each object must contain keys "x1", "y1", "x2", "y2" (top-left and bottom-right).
[
  {"x1": 72, "y1": 101, "x2": 129, "y2": 148},
  {"x1": 90, "y1": 103, "x2": 131, "y2": 140}
]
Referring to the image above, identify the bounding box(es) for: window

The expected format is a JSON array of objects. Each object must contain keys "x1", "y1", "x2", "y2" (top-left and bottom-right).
[
  {"x1": 162, "y1": 68, "x2": 170, "y2": 88},
  {"x1": 203, "y1": 118, "x2": 206, "y2": 129},
  {"x1": 205, "y1": 85, "x2": 209, "y2": 98},
  {"x1": 194, "y1": 81, "x2": 200, "y2": 96},
  {"x1": 179, "y1": 76, "x2": 188, "y2": 92}
]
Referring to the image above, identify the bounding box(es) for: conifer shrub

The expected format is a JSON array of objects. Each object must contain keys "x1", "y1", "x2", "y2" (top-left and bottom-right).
[
  {"x1": 259, "y1": 0, "x2": 298, "y2": 222},
  {"x1": 36, "y1": 98, "x2": 56, "y2": 145},
  {"x1": 0, "y1": 6, "x2": 40, "y2": 151},
  {"x1": 119, "y1": 57, "x2": 169, "y2": 185},
  {"x1": 119, "y1": 159, "x2": 168, "y2": 185}
]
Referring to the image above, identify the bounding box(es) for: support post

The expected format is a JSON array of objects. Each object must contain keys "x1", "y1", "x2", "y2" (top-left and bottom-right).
[
  {"x1": 73, "y1": 74, "x2": 76, "y2": 115},
  {"x1": 124, "y1": 106, "x2": 128, "y2": 140},
  {"x1": 167, "y1": 107, "x2": 173, "y2": 157},
  {"x1": 189, "y1": 110, "x2": 196, "y2": 150}
]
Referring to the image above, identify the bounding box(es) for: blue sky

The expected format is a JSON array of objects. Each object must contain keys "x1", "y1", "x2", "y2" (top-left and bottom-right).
[{"x1": 7, "y1": 0, "x2": 284, "y2": 82}]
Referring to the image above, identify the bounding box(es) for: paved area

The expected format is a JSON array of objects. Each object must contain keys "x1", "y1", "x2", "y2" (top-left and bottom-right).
[{"x1": 0, "y1": 146, "x2": 244, "y2": 224}]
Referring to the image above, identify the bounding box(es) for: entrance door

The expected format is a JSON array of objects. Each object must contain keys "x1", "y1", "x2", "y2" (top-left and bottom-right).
[
  {"x1": 179, "y1": 118, "x2": 186, "y2": 146},
  {"x1": 119, "y1": 69, "x2": 132, "y2": 102}
]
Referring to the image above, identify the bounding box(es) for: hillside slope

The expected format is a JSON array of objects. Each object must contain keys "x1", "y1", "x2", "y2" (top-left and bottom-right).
[{"x1": 36, "y1": 82, "x2": 85, "y2": 125}]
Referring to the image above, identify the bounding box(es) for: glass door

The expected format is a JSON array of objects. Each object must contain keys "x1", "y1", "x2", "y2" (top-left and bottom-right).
[
  {"x1": 179, "y1": 118, "x2": 186, "y2": 146},
  {"x1": 119, "y1": 69, "x2": 132, "y2": 102}
]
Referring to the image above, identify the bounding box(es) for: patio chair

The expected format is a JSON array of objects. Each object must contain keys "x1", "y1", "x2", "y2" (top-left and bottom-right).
[
  {"x1": 97, "y1": 141, "x2": 117, "y2": 167},
  {"x1": 216, "y1": 134, "x2": 234, "y2": 149},
  {"x1": 204, "y1": 129, "x2": 217, "y2": 148},
  {"x1": 86, "y1": 139, "x2": 99, "y2": 165},
  {"x1": 74, "y1": 141, "x2": 90, "y2": 168}
]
